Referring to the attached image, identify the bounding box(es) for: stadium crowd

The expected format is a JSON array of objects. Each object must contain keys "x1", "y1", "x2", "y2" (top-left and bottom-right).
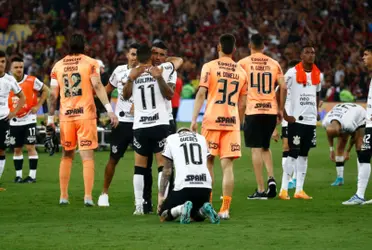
[{"x1": 1, "y1": 0, "x2": 372, "y2": 101}]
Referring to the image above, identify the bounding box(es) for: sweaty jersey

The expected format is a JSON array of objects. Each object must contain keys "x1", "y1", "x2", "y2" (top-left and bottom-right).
[
  {"x1": 0, "y1": 74, "x2": 22, "y2": 120},
  {"x1": 109, "y1": 64, "x2": 134, "y2": 123},
  {"x1": 285, "y1": 67, "x2": 321, "y2": 126},
  {"x1": 50, "y1": 54, "x2": 100, "y2": 122},
  {"x1": 128, "y1": 62, "x2": 175, "y2": 130},
  {"x1": 322, "y1": 103, "x2": 365, "y2": 133},
  {"x1": 238, "y1": 52, "x2": 284, "y2": 115},
  {"x1": 199, "y1": 57, "x2": 248, "y2": 131},
  {"x1": 162, "y1": 131, "x2": 212, "y2": 191},
  {"x1": 366, "y1": 79, "x2": 372, "y2": 128},
  {"x1": 9, "y1": 75, "x2": 43, "y2": 126}
]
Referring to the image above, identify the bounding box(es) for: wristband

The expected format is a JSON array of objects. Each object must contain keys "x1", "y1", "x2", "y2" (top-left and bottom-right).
[
  {"x1": 330, "y1": 147, "x2": 334, "y2": 152},
  {"x1": 105, "y1": 103, "x2": 113, "y2": 113},
  {"x1": 47, "y1": 116, "x2": 54, "y2": 124}
]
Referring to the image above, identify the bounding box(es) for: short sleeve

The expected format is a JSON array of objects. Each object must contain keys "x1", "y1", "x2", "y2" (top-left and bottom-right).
[
  {"x1": 316, "y1": 82, "x2": 321, "y2": 92},
  {"x1": 33, "y1": 78, "x2": 44, "y2": 91},
  {"x1": 162, "y1": 137, "x2": 173, "y2": 160},
  {"x1": 90, "y1": 60, "x2": 100, "y2": 78},
  {"x1": 199, "y1": 63, "x2": 211, "y2": 89},
  {"x1": 160, "y1": 62, "x2": 175, "y2": 83},
  {"x1": 50, "y1": 65, "x2": 58, "y2": 87},
  {"x1": 168, "y1": 71, "x2": 177, "y2": 85},
  {"x1": 284, "y1": 68, "x2": 293, "y2": 89},
  {"x1": 109, "y1": 70, "x2": 118, "y2": 88},
  {"x1": 10, "y1": 78, "x2": 22, "y2": 94}
]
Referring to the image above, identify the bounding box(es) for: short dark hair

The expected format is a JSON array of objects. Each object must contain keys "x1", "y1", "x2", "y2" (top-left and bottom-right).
[
  {"x1": 288, "y1": 59, "x2": 301, "y2": 68},
  {"x1": 0, "y1": 50, "x2": 6, "y2": 58},
  {"x1": 365, "y1": 44, "x2": 372, "y2": 53},
  {"x1": 301, "y1": 43, "x2": 315, "y2": 53},
  {"x1": 137, "y1": 44, "x2": 152, "y2": 63},
  {"x1": 219, "y1": 34, "x2": 236, "y2": 54},
  {"x1": 11, "y1": 57, "x2": 23, "y2": 63},
  {"x1": 69, "y1": 33, "x2": 85, "y2": 55},
  {"x1": 152, "y1": 41, "x2": 168, "y2": 50},
  {"x1": 250, "y1": 34, "x2": 264, "y2": 49},
  {"x1": 129, "y1": 43, "x2": 140, "y2": 50}
]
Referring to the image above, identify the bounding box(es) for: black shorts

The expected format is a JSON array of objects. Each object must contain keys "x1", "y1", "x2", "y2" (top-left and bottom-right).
[
  {"x1": 9, "y1": 123, "x2": 37, "y2": 148},
  {"x1": 133, "y1": 125, "x2": 169, "y2": 156},
  {"x1": 0, "y1": 119, "x2": 9, "y2": 150},
  {"x1": 159, "y1": 187, "x2": 211, "y2": 220},
  {"x1": 281, "y1": 126, "x2": 288, "y2": 139},
  {"x1": 168, "y1": 119, "x2": 176, "y2": 135},
  {"x1": 361, "y1": 127, "x2": 372, "y2": 151},
  {"x1": 244, "y1": 114, "x2": 277, "y2": 149},
  {"x1": 110, "y1": 122, "x2": 133, "y2": 160},
  {"x1": 288, "y1": 122, "x2": 316, "y2": 151}
]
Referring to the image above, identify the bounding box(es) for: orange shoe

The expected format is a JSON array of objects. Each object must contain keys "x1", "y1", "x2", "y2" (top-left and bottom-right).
[
  {"x1": 0, "y1": 187, "x2": 6, "y2": 192},
  {"x1": 218, "y1": 196, "x2": 231, "y2": 219},
  {"x1": 294, "y1": 190, "x2": 312, "y2": 200},
  {"x1": 279, "y1": 190, "x2": 290, "y2": 200}
]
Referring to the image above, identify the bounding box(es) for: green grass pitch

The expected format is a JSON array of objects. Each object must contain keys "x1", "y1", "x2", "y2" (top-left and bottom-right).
[{"x1": 1, "y1": 125, "x2": 372, "y2": 250}]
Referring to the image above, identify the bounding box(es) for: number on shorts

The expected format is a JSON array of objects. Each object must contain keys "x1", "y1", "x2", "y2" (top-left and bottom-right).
[
  {"x1": 215, "y1": 79, "x2": 239, "y2": 106},
  {"x1": 63, "y1": 73, "x2": 82, "y2": 97},
  {"x1": 138, "y1": 84, "x2": 156, "y2": 110},
  {"x1": 28, "y1": 127, "x2": 36, "y2": 136},
  {"x1": 364, "y1": 134, "x2": 371, "y2": 144},
  {"x1": 250, "y1": 72, "x2": 272, "y2": 94},
  {"x1": 180, "y1": 143, "x2": 203, "y2": 165}
]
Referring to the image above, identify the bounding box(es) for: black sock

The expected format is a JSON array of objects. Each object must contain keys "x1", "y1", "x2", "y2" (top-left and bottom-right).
[
  {"x1": 13, "y1": 155, "x2": 23, "y2": 177},
  {"x1": 29, "y1": 157, "x2": 38, "y2": 170}
]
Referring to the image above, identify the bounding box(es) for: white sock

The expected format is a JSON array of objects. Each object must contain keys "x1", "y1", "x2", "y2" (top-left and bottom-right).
[
  {"x1": 0, "y1": 159, "x2": 5, "y2": 178},
  {"x1": 170, "y1": 204, "x2": 183, "y2": 218},
  {"x1": 335, "y1": 156, "x2": 344, "y2": 178},
  {"x1": 356, "y1": 163, "x2": 371, "y2": 199},
  {"x1": 29, "y1": 170, "x2": 36, "y2": 179},
  {"x1": 158, "y1": 171, "x2": 170, "y2": 198},
  {"x1": 292, "y1": 161, "x2": 297, "y2": 180},
  {"x1": 133, "y1": 174, "x2": 144, "y2": 206},
  {"x1": 280, "y1": 156, "x2": 295, "y2": 191},
  {"x1": 295, "y1": 156, "x2": 308, "y2": 193},
  {"x1": 282, "y1": 156, "x2": 291, "y2": 181},
  {"x1": 16, "y1": 170, "x2": 22, "y2": 178}
]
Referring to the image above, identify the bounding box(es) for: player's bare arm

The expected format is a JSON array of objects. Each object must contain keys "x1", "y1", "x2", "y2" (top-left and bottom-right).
[
  {"x1": 150, "y1": 67, "x2": 174, "y2": 100},
  {"x1": 165, "y1": 57, "x2": 183, "y2": 70},
  {"x1": 91, "y1": 75, "x2": 119, "y2": 128},
  {"x1": 344, "y1": 133, "x2": 355, "y2": 161},
  {"x1": 48, "y1": 85, "x2": 59, "y2": 118},
  {"x1": 327, "y1": 131, "x2": 335, "y2": 162},
  {"x1": 191, "y1": 86, "x2": 207, "y2": 132},
  {"x1": 157, "y1": 157, "x2": 173, "y2": 212},
  {"x1": 278, "y1": 77, "x2": 286, "y2": 121},
  {"x1": 122, "y1": 66, "x2": 146, "y2": 100},
  {"x1": 238, "y1": 95, "x2": 247, "y2": 126},
  {"x1": 105, "y1": 83, "x2": 115, "y2": 95},
  {"x1": 8, "y1": 91, "x2": 25, "y2": 120},
  {"x1": 31, "y1": 84, "x2": 50, "y2": 114}
]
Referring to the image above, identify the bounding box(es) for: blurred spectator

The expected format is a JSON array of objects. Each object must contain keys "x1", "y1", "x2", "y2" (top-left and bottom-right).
[
  {"x1": 181, "y1": 81, "x2": 195, "y2": 99},
  {"x1": 0, "y1": 0, "x2": 371, "y2": 102}
]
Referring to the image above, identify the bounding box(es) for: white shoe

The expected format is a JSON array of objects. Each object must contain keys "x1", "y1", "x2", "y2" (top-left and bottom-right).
[
  {"x1": 59, "y1": 198, "x2": 69, "y2": 205},
  {"x1": 363, "y1": 199, "x2": 372, "y2": 205},
  {"x1": 133, "y1": 205, "x2": 144, "y2": 215},
  {"x1": 98, "y1": 193, "x2": 110, "y2": 207},
  {"x1": 342, "y1": 194, "x2": 365, "y2": 205},
  {"x1": 84, "y1": 199, "x2": 95, "y2": 207},
  {"x1": 218, "y1": 210, "x2": 230, "y2": 220}
]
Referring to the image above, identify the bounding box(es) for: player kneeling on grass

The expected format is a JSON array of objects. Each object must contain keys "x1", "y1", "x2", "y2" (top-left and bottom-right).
[
  {"x1": 157, "y1": 128, "x2": 219, "y2": 224},
  {"x1": 322, "y1": 103, "x2": 365, "y2": 187}
]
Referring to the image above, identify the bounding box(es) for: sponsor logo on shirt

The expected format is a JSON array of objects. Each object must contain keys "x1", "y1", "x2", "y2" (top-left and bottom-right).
[
  {"x1": 65, "y1": 107, "x2": 84, "y2": 116},
  {"x1": 139, "y1": 113, "x2": 159, "y2": 123},
  {"x1": 185, "y1": 174, "x2": 207, "y2": 184}
]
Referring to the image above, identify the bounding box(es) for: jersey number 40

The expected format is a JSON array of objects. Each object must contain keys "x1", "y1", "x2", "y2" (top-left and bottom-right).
[{"x1": 250, "y1": 72, "x2": 272, "y2": 94}]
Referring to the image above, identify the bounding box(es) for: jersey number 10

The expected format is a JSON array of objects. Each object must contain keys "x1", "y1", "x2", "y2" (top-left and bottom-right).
[{"x1": 180, "y1": 143, "x2": 203, "y2": 165}]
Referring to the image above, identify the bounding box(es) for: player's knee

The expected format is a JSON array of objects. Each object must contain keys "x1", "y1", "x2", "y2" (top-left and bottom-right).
[
  {"x1": 358, "y1": 150, "x2": 371, "y2": 164},
  {"x1": 0, "y1": 149, "x2": 5, "y2": 156},
  {"x1": 108, "y1": 156, "x2": 120, "y2": 166},
  {"x1": 14, "y1": 147, "x2": 23, "y2": 155},
  {"x1": 26, "y1": 145, "x2": 37, "y2": 156}
]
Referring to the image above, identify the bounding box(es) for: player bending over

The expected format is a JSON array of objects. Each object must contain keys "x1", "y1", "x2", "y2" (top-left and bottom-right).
[
  {"x1": 158, "y1": 128, "x2": 219, "y2": 224},
  {"x1": 322, "y1": 103, "x2": 365, "y2": 186}
]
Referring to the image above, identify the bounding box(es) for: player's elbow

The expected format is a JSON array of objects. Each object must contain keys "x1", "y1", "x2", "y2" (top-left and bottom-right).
[
  {"x1": 122, "y1": 88, "x2": 131, "y2": 100},
  {"x1": 165, "y1": 89, "x2": 174, "y2": 100}
]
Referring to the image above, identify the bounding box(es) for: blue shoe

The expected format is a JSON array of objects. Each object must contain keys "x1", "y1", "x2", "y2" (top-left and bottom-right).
[
  {"x1": 331, "y1": 177, "x2": 344, "y2": 186},
  {"x1": 288, "y1": 179, "x2": 296, "y2": 189},
  {"x1": 342, "y1": 194, "x2": 365, "y2": 205},
  {"x1": 201, "y1": 202, "x2": 220, "y2": 224},
  {"x1": 180, "y1": 201, "x2": 193, "y2": 224}
]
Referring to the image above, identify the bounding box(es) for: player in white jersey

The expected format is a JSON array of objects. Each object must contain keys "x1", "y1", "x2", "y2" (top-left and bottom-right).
[
  {"x1": 122, "y1": 44, "x2": 183, "y2": 215},
  {"x1": 9, "y1": 57, "x2": 49, "y2": 183},
  {"x1": 343, "y1": 45, "x2": 372, "y2": 205},
  {"x1": 279, "y1": 44, "x2": 321, "y2": 200},
  {"x1": 322, "y1": 103, "x2": 366, "y2": 186},
  {"x1": 98, "y1": 43, "x2": 140, "y2": 207},
  {"x1": 158, "y1": 128, "x2": 219, "y2": 224},
  {"x1": 0, "y1": 50, "x2": 25, "y2": 191}
]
